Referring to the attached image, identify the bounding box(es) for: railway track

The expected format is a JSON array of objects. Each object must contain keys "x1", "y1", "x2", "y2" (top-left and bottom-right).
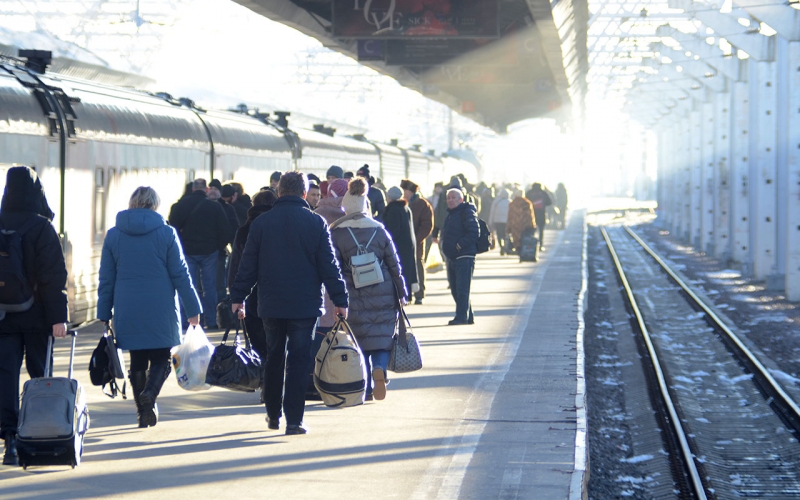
[{"x1": 601, "y1": 225, "x2": 800, "y2": 499}]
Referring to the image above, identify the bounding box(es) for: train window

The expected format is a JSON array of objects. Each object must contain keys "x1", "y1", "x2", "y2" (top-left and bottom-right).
[{"x1": 94, "y1": 168, "x2": 106, "y2": 237}]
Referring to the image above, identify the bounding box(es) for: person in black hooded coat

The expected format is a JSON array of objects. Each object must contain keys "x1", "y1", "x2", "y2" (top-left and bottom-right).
[
  {"x1": 382, "y1": 187, "x2": 417, "y2": 298},
  {"x1": 0, "y1": 166, "x2": 68, "y2": 467},
  {"x1": 227, "y1": 189, "x2": 277, "y2": 361}
]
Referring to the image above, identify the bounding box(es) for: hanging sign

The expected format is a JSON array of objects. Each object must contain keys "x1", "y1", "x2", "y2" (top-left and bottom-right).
[{"x1": 332, "y1": 0, "x2": 499, "y2": 39}]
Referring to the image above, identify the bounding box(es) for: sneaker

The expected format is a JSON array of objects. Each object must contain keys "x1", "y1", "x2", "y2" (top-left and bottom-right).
[
  {"x1": 372, "y1": 369, "x2": 387, "y2": 400},
  {"x1": 285, "y1": 424, "x2": 308, "y2": 435}
]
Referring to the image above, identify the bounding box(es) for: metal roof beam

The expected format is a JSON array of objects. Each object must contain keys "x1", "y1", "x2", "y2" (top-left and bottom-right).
[
  {"x1": 670, "y1": 0, "x2": 772, "y2": 60},
  {"x1": 658, "y1": 26, "x2": 742, "y2": 80},
  {"x1": 655, "y1": 42, "x2": 728, "y2": 92},
  {"x1": 728, "y1": 0, "x2": 800, "y2": 41}
]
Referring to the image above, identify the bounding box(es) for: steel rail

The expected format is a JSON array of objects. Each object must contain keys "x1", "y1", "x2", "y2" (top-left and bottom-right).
[
  {"x1": 624, "y1": 225, "x2": 800, "y2": 431},
  {"x1": 601, "y1": 227, "x2": 708, "y2": 500}
]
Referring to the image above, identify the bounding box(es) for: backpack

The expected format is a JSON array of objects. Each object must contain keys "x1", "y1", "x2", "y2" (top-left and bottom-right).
[
  {"x1": 0, "y1": 218, "x2": 40, "y2": 318},
  {"x1": 476, "y1": 218, "x2": 493, "y2": 254}
]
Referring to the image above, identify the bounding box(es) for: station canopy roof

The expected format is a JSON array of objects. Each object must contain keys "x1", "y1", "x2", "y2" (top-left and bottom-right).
[{"x1": 232, "y1": 0, "x2": 588, "y2": 133}]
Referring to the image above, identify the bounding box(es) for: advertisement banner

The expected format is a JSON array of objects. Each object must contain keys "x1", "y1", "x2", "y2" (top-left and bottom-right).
[
  {"x1": 332, "y1": 0, "x2": 499, "y2": 39},
  {"x1": 357, "y1": 40, "x2": 385, "y2": 61}
]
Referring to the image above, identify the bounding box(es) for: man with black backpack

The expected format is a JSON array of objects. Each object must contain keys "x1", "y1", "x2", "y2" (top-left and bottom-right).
[
  {"x1": 0, "y1": 166, "x2": 69, "y2": 466},
  {"x1": 440, "y1": 188, "x2": 480, "y2": 326}
]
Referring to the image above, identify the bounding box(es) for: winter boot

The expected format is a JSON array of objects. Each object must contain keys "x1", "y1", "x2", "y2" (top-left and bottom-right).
[
  {"x1": 129, "y1": 370, "x2": 148, "y2": 428},
  {"x1": 139, "y1": 360, "x2": 171, "y2": 428},
  {"x1": 3, "y1": 431, "x2": 18, "y2": 466}
]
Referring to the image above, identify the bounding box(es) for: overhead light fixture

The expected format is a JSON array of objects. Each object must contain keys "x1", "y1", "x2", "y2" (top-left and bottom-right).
[
  {"x1": 676, "y1": 65, "x2": 684, "y2": 72},
  {"x1": 694, "y1": 55, "x2": 700, "y2": 60},
  {"x1": 738, "y1": 49, "x2": 750, "y2": 59},
  {"x1": 706, "y1": 37, "x2": 716, "y2": 45},
  {"x1": 685, "y1": 51, "x2": 692, "y2": 57},
  {"x1": 706, "y1": 27, "x2": 715, "y2": 35},
  {"x1": 737, "y1": 18, "x2": 751, "y2": 27}
]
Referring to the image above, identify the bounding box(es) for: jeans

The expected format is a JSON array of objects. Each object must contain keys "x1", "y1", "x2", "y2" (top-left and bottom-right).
[
  {"x1": 186, "y1": 252, "x2": 218, "y2": 328},
  {"x1": 0, "y1": 333, "x2": 48, "y2": 433},
  {"x1": 363, "y1": 349, "x2": 390, "y2": 396},
  {"x1": 494, "y1": 223, "x2": 508, "y2": 255},
  {"x1": 262, "y1": 317, "x2": 316, "y2": 425},
  {"x1": 446, "y1": 257, "x2": 475, "y2": 322}
]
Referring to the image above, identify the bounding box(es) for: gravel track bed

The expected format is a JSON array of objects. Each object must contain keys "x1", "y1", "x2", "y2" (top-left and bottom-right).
[{"x1": 606, "y1": 225, "x2": 800, "y2": 498}]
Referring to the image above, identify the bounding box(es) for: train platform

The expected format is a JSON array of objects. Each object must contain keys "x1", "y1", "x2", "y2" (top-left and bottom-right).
[{"x1": 0, "y1": 213, "x2": 587, "y2": 500}]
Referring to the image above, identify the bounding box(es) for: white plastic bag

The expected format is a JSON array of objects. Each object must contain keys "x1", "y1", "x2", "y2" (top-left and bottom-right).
[
  {"x1": 425, "y1": 244, "x2": 444, "y2": 274},
  {"x1": 171, "y1": 325, "x2": 213, "y2": 391}
]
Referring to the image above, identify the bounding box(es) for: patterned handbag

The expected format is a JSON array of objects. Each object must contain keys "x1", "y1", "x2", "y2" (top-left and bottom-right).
[{"x1": 388, "y1": 303, "x2": 423, "y2": 373}]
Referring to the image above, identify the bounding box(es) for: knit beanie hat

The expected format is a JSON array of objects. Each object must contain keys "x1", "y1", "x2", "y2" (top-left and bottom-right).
[
  {"x1": 326, "y1": 165, "x2": 344, "y2": 179},
  {"x1": 329, "y1": 178, "x2": 349, "y2": 198},
  {"x1": 387, "y1": 186, "x2": 403, "y2": 201},
  {"x1": 342, "y1": 178, "x2": 370, "y2": 215}
]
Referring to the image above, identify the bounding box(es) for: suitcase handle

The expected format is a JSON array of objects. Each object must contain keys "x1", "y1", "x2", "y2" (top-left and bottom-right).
[{"x1": 44, "y1": 330, "x2": 78, "y2": 379}]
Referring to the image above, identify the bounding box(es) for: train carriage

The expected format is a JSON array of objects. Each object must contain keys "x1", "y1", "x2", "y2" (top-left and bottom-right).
[{"x1": 0, "y1": 54, "x2": 479, "y2": 325}]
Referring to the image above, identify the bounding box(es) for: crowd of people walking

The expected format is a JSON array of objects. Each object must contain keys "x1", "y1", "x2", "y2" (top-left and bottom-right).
[{"x1": 0, "y1": 162, "x2": 568, "y2": 463}]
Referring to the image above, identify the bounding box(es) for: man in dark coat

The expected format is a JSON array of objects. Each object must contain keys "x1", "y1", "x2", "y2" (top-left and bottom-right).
[
  {"x1": 231, "y1": 172, "x2": 348, "y2": 436},
  {"x1": 526, "y1": 183, "x2": 553, "y2": 251},
  {"x1": 383, "y1": 186, "x2": 417, "y2": 298},
  {"x1": 228, "y1": 182, "x2": 252, "y2": 226},
  {"x1": 0, "y1": 166, "x2": 68, "y2": 466},
  {"x1": 216, "y1": 184, "x2": 241, "y2": 298},
  {"x1": 440, "y1": 188, "x2": 479, "y2": 326},
  {"x1": 401, "y1": 179, "x2": 433, "y2": 304},
  {"x1": 357, "y1": 164, "x2": 386, "y2": 221},
  {"x1": 168, "y1": 178, "x2": 230, "y2": 329}
]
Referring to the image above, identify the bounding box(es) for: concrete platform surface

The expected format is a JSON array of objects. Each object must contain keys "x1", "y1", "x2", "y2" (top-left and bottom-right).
[{"x1": 0, "y1": 215, "x2": 586, "y2": 500}]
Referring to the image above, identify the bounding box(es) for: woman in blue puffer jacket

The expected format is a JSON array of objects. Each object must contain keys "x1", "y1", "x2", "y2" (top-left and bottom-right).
[{"x1": 97, "y1": 187, "x2": 202, "y2": 428}]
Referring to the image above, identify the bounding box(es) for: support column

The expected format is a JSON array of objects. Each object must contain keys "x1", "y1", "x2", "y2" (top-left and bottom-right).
[
  {"x1": 713, "y1": 90, "x2": 732, "y2": 260},
  {"x1": 730, "y1": 80, "x2": 750, "y2": 266},
  {"x1": 678, "y1": 115, "x2": 691, "y2": 239},
  {"x1": 749, "y1": 60, "x2": 778, "y2": 282},
  {"x1": 690, "y1": 108, "x2": 703, "y2": 246},
  {"x1": 701, "y1": 101, "x2": 715, "y2": 254},
  {"x1": 784, "y1": 41, "x2": 800, "y2": 300}
]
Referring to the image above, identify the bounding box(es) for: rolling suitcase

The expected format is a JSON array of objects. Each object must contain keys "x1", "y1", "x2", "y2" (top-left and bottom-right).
[
  {"x1": 519, "y1": 228, "x2": 539, "y2": 262},
  {"x1": 17, "y1": 331, "x2": 90, "y2": 469}
]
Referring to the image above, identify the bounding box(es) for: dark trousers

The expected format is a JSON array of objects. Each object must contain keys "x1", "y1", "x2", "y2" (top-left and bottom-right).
[
  {"x1": 262, "y1": 317, "x2": 316, "y2": 425},
  {"x1": 415, "y1": 258, "x2": 426, "y2": 300},
  {"x1": 129, "y1": 348, "x2": 171, "y2": 372},
  {"x1": 446, "y1": 257, "x2": 475, "y2": 322},
  {"x1": 494, "y1": 223, "x2": 508, "y2": 255},
  {"x1": 534, "y1": 210, "x2": 546, "y2": 247},
  {"x1": 0, "y1": 333, "x2": 48, "y2": 433},
  {"x1": 245, "y1": 314, "x2": 267, "y2": 361},
  {"x1": 216, "y1": 250, "x2": 228, "y2": 301}
]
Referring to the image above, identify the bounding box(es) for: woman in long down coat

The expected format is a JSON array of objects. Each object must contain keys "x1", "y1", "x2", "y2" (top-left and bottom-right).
[
  {"x1": 98, "y1": 187, "x2": 202, "y2": 428},
  {"x1": 382, "y1": 186, "x2": 417, "y2": 298},
  {"x1": 506, "y1": 190, "x2": 535, "y2": 254},
  {"x1": 330, "y1": 178, "x2": 407, "y2": 401}
]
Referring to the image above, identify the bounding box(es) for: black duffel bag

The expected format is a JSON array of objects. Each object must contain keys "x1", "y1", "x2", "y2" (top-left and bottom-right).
[{"x1": 205, "y1": 319, "x2": 262, "y2": 392}]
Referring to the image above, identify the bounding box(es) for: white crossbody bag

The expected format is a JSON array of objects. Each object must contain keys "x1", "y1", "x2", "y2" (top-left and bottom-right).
[{"x1": 347, "y1": 228, "x2": 385, "y2": 288}]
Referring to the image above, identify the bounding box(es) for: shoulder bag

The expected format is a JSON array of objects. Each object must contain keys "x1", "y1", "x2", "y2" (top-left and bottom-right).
[
  {"x1": 388, "y1": 301, "x2": 423, "y2": 373},
  {"x1": 88, "y1": 322, "x2": 127, "y2": 399},
  {"x1": 347, "y1": 227, "x2": 385, "y2": 288}
]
